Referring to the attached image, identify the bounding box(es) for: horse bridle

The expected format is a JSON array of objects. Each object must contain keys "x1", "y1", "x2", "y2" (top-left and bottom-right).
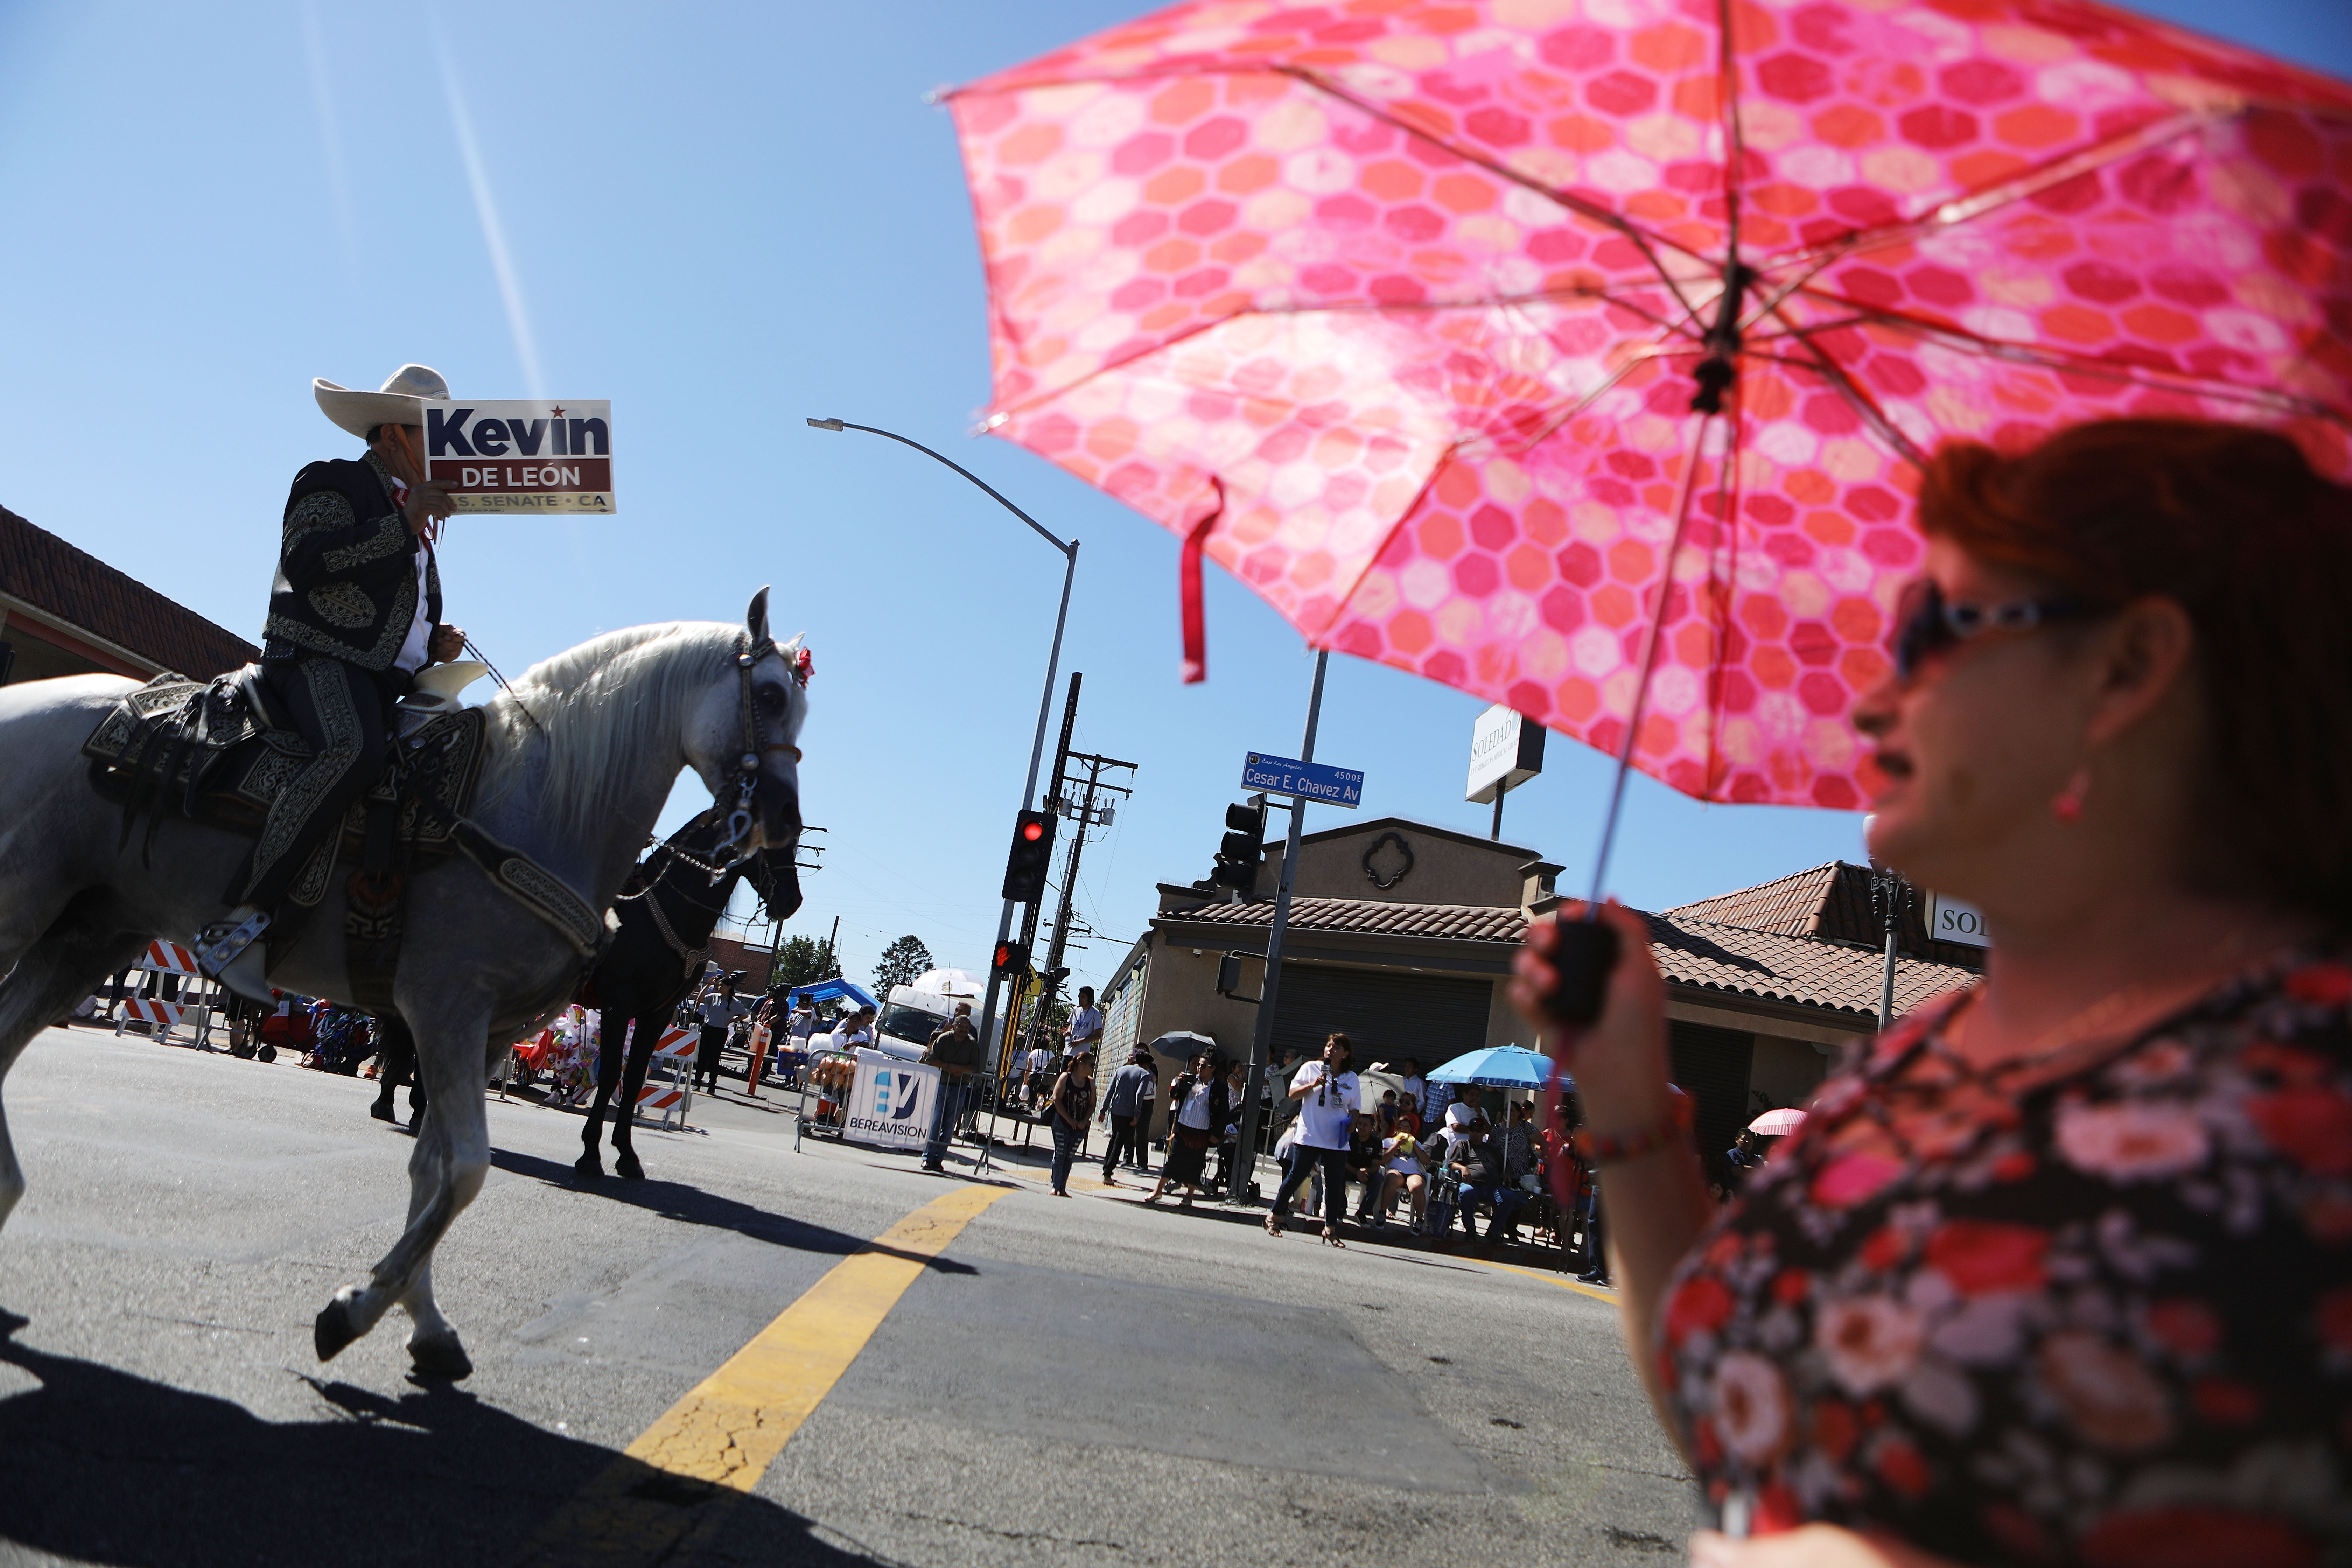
[{"x1": 713, "y1": 629, "x2": 800, "y2": 873}]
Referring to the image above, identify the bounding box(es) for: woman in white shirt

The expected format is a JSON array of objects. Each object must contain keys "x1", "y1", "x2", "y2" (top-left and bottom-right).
[
  {"x1": 1145, "y1": 1051, "x2": 1225, "y2": 1210},
  {"x1": 1264, "y1": 1032, "x2": 1361, "y2": 1245}
]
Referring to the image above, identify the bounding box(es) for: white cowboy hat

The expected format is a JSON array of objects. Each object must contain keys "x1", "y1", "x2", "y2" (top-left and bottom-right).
[{"x1": 313, "y1": 364, "x2": 451, "y2": 439}]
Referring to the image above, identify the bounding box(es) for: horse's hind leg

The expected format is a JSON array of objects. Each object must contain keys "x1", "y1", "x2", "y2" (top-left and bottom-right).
[
  {"x1": 314, "y1": 1006, "x2": 493, "y2": 1379},
  {"x1": 611, "y1": 1012, "x2": 658, "y2": 1181},
  {"x1": 0, "y1": 897, "x2": 146, "y2": 1230}
]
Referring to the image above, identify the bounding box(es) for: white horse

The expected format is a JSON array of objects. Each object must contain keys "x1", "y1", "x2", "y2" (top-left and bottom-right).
[{"x1": 0, "y1": 592, "x2": 806, "y2": 1377}]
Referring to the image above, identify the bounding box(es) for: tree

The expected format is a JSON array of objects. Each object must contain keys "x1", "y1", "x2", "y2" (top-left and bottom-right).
[
  {"x1": 872, "y1": 935, "x2": 934, "y2": 999},
  {"x1": 772, "y1": 935, "x2": 831, "y2": 990}
]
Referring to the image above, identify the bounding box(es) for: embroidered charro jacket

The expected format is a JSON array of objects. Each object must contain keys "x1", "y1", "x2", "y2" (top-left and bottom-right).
[{"x1": 262, "y1": 449, "x2": 442, "y2": 671}]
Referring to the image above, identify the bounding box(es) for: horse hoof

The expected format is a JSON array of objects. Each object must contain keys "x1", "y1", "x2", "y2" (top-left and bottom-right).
[
  {"x1": 409, "y1": 1333, "x2": 473, "y2": 1380},
  {"x1": 573, "y1": 1151, "x2": 603, "y2": 1180},
  {"x1": 615, "y1": 1150, "x2": 645, "y2": 1181},
  {"x1": 314, "y1": 1296, "x2": 362, "y2": 1363}
]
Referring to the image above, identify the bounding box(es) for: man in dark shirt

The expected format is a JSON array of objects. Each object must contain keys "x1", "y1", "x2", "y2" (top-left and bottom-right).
[
  {"x1": 920, "y1": 1002, "x2": 984, "y2": 1173},
  {"x1": 194, "y1": 366, "x2": 465, "y2": 996},
  {"x1": 1098, "y1": 1045, "x2": 1158, "y2": 1186}
]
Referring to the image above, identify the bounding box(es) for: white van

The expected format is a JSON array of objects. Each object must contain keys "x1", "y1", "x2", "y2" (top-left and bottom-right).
[{"x1": 872, "y1": 968, "x2": 992, "y2": 1063}]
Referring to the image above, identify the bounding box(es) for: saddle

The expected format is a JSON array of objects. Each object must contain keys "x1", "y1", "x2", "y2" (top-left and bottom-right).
[
  {"x1": 82, "y1": 665, "x2": 492, "y2": 868},
  {"x1": 82, "y1": 664, "x2": 602, "y2": 1009}
]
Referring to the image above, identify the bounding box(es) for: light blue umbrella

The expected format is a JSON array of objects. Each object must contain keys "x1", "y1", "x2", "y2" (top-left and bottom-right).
[{"x1": 1424, "y1": 1045, "x2": 1564, "y2": 1091}]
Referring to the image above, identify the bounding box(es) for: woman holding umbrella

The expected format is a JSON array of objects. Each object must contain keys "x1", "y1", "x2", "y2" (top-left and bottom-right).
[{"x1": 1517, "y1": 421, "x2": 2352, "y2": 1567}]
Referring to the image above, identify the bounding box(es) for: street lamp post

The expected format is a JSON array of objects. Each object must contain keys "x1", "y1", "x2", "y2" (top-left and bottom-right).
[
  {"x1": 805, "y1": 418, "x2": 1078, "y2": 1157},
  {"x1": 1868, "y1": 859, "x2": 1907, "y2": 1034}
]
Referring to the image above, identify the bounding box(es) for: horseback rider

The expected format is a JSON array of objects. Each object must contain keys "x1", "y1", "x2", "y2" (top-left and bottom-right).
[{"x1": 192, "y1": 365, "x2": 467, "y2": 995}]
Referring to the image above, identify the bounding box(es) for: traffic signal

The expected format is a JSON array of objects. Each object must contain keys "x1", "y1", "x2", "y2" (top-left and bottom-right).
[
  {"x1": 1210, "y1": 797, "x2": 1268, "y2": 889},
  {"x1": 1042, "y1": 967, "x2": 1070, "y2": 995},
  {"x1": 1001, "y1": 809, "x2": 1054, "y2": 902},
  {"x1": 990, "y1": 939, "x2": 1030, "y2": 980}
]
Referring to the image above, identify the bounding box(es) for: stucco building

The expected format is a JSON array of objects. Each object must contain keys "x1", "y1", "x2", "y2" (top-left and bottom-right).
[{"x1": 1100, "y1": 816, "x2": 1980, "y2": 1160}]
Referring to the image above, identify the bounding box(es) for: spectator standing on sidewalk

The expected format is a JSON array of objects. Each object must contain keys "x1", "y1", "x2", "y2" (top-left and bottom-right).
[
  {"x1": 1046, "y1": 1050, "x2": 1096, "y2": 1197},
  {"x1": 1098, "y1": 1045, "x2": 1157, "y2": 1186},
  {"x1": 1147, "y1": 1052, "x2": 1223, "y2": 1208},
  {"x1": 692, "y1": 976, "x2": 739, "y2": 1093},
  {"x1": 1265, "y1": 1032, "x2": 1360, "y2": 1246},
  {"x1": 1064, "y1": 986, "x2": 1104, "y2": 1057},
  {"x1": 920, "y1": 1002, "x2": 983, "y2": 1174}
]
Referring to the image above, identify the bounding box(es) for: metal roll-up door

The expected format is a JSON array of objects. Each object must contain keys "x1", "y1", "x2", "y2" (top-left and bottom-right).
[
  {"x1": 1669, "y1": 1021, "x2": 1755, "y2": 1180},
  {"x1": 1268, "y1": 964, "x2": 1493, "y2": 1073}
]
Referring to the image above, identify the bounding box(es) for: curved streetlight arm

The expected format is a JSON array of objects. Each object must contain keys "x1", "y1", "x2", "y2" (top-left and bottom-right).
[{"x1": 807, "y1": 418, "x2": 1072, "y2": 556}]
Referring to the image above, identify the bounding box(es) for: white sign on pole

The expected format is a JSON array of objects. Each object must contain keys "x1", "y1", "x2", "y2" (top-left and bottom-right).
[
  {"x1": 421, "y1": 399, "x2": 615, "y2": 514},
  {"x1": 1467, "y1": 704, "x2": 1546, "y2": 804},
  {"x1": 1928, "y1": 892, "x2": 1991, "y2": 949},
  {"x1": 843, "y1": 1048, "x2": 938, "y2": 1152}
]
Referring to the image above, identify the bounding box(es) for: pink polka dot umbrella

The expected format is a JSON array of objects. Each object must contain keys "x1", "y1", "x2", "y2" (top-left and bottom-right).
[{"x1": 946, "y1": 0, "x2": 2352, "y2": 833}]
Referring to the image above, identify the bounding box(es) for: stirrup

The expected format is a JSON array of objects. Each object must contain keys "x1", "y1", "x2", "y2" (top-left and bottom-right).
[{"x1": 194, "y1": 909, "x2": 272, "y2": 1000}]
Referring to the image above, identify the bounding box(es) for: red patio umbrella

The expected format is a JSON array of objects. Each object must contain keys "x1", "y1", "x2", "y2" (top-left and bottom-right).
[{"x1": 946, "y1": 0, "x2": 2352, "y2": 833}]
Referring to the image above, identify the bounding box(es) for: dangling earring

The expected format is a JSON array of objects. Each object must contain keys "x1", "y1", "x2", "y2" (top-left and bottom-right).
[{"x1": 2052, "y1": 765, "x2": 2091, "y2": 824}]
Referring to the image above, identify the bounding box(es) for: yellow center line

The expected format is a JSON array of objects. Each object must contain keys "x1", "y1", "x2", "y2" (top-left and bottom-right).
[
  {"x1": 516, "y1": 1184, "x2": 1009, "y2": 1566},
  {"x1": 1472, "y1": 1254, "x2": 1618, "y2": 1303}
]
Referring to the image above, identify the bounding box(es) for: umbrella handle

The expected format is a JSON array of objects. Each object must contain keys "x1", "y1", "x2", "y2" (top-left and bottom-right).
[{"x1": 1539, "y1": 917, "x2": 1619, "y2": 1026}]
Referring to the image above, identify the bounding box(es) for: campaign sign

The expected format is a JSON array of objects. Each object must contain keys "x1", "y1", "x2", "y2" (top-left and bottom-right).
[
  {"x1": 844, "y1": 1049, "x2": 937, "y2": 1152},
  {"x1": 1242, "y1": 752, "x2": 1364, "y2": 809},
  {"x1": 420, "y1": 399, "x2": 615, "y2": 514}
]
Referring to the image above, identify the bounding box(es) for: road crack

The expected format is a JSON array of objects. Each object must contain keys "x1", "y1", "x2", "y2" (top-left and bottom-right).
[{"x1": 896, "y1": 1510, "x2": 1127, "y2": 1551}]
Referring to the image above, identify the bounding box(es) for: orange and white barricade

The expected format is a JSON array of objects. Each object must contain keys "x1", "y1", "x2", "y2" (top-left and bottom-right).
[
  {"x1": 118, "y1": 941, "x2": 217, "y2": 1048},
  {"x1": 141, "y1": 941, "x2": 201, "y2": 978},
  {"x1": 635, "y1": 1025, "x2": 698, "y2": 1129}
]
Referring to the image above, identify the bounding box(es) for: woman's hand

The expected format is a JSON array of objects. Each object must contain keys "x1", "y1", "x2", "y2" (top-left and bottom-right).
[
  {"x1": 1689, "y1": 1526, "x2": 1962, "y2": 1568},
  {"x1": 1511, "y1": 900, "x2": 1672, "y2": 1135}
]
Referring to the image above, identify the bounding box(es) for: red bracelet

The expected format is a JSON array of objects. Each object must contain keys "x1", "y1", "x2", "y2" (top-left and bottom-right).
[{"x1": 1573, "y1": 1094, "x2": 1694, "y2": 1167}]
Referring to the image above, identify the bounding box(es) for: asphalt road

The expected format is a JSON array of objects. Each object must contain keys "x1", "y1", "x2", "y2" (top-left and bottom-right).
[{"x1": 0, "y1": 1024, "x2": 1696, "y2": 1567}]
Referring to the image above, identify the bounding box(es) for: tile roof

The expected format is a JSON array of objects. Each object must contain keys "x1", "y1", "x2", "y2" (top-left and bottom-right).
[
  {"x1": 1157, "y1": 894, "x2": 1979, "y2": 1019},
  {"x1": 1668, "y1": 860, "x2": 1987, "y2": 971},
  {"x1": 1, "y1": 502, "x2": 258, "y2": 678},
  {"x1": 1164, "y1": 895, "x2": 1526, "y2": 943}
]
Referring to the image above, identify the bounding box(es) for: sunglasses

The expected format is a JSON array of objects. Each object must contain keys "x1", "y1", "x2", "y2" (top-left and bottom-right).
[{"x1": 1891, "y1": 579, "x2": 2093, "y2": 683}]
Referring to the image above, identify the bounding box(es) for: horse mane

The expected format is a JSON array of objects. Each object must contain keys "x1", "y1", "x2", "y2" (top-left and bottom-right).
[{"x1": 472, "y1": 621, "x2": 747, "y2": 831}]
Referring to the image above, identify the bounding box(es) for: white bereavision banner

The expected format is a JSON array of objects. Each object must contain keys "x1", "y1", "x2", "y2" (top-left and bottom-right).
[{"x1": 844, "y1": 1049, "x2": 939, "y2": 1152}]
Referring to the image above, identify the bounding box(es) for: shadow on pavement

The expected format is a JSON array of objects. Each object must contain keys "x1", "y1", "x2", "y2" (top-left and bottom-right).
[
  {"x1": 0, "y1": 1310, "x2": 880, "y2": 1568},
  {"x1": 489, "y1": 1147, "x2": 976, "y2": 1276}
]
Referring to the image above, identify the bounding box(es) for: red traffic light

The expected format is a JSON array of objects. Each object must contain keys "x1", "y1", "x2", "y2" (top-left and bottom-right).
[{"x1": 1003, "y1": 810, "x2": 1054, "y2": 902}]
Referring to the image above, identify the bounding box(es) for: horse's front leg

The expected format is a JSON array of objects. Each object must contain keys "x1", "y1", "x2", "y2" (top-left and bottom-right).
[
  {"x1": 575, "y1": 1013, "x2": 627, "y2": 1180},
  {"x1": 314, "y1": 1006, "x2": 493, "y2": 1379},
  {"x1": 611, "y1": 1009, "x2": 658, "y2": 1181}
]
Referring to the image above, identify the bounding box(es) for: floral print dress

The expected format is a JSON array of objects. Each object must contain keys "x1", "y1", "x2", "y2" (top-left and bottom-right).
[{"x1": 1660, "y1": 949, "x2": 2352, "y2": 1566}]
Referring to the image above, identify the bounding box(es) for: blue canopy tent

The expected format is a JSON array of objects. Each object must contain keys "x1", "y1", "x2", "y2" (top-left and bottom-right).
[{"x1": 785, "y1": 976, "x2": 878, "y2": 1013}]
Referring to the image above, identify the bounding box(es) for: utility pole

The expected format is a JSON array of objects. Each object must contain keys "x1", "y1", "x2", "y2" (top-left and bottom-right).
[
  {"x1": 1230, "y1": 650, "x2": 1329, "y2": 1204},
  {"x1": 1032, "y1": 750, "x2": 1137, "y2": 1044}
]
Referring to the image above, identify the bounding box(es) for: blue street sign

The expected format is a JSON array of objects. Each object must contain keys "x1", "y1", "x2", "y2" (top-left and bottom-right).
[{"x1": 1242, "y1": 752, "x2": 1364, "y2": 809}]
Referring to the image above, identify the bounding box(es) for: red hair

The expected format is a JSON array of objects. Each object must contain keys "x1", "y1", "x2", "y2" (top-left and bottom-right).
[{"x1": 1918, "y1": 419, "x2": 2352, "y2": 925}]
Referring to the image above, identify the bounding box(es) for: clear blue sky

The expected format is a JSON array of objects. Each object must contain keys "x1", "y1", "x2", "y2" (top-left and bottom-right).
[{"x1": 2, "y1": 1, "x2": 2344, "y2": 1000}]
